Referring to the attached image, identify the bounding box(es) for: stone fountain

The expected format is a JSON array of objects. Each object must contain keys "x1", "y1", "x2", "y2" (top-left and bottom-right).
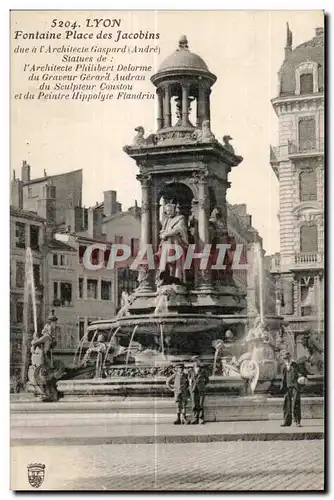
[{"x1": 27, "y1": 37, "x2": 323, "y2": 420}]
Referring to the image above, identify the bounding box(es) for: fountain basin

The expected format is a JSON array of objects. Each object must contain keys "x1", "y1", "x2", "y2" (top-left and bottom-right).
[{"x1": 87, "y1": 313, "x2": 224, "y2": 335}]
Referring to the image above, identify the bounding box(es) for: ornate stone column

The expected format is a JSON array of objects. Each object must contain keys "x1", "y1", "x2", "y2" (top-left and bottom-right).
[
  {"x1": 204, "y1": 88, "x2": 211, "y2": 123},
  {"x1": 156, "y1": 88, "x2": 164, "y2": 130},
  {"x1": 163, "y1": 85, "x2": 171, "y2": 128},
  {"x1": 197, "y1": 85, "x2": 205, "y2": 127},
  {"x1": 194, "y1": 170, "x2": 212, "y2": 292},
  {"x1": 136, "y1": 174, "x2": 153, "y2": 293},
  {"x1": 181, "y1": 84, "x2": 190, "y2": 126}
]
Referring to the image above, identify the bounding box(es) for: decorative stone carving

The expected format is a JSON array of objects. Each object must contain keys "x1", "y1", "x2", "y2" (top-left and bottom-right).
[
  {"x1": 297, "y1": 329, "x2": 324, "y2": 375},
  {"x1": 222, "y1": 135, "x2": 235, "y2": 154},
  {"x1": 28, "y1": 311, "x2": 65, "y2": 402}
]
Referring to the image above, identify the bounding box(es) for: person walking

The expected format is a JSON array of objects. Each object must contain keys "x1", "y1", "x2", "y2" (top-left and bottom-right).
[{"x1": 188, "y1": 356, "x2": 210, "y2": 424}]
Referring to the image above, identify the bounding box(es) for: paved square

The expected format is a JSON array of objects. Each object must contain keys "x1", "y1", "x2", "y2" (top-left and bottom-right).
[{"x1": 11, "y1": 439, "x2": 324, "y2": 491}]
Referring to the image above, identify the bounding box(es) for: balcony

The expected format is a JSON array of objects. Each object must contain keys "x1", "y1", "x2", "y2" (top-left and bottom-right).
[
  {"x1": 268, "y1": 253, "x2": 280, "y2": 273},
  {"x1": 293, "y1": 252, "x2": 324, "y2": 269},
  {"x1": 270, "y1": 139, "x2": 324, "y2": 165},
  {"x1": 288, "y1": 139, "x2": 324, "y2": 157}
]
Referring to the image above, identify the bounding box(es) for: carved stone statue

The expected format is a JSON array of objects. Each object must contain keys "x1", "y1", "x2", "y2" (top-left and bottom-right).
[
  {"x1": 28, "y1": 310, "x2": 64, "y2": 402},
  {"x1": 82, "y1": 333, "x2": 107, "y2": 378},
  {"x1": 297, "y1": 329, "x2": 324, "y2": 375},
  {"x1": 222, "y1": 135, "x2": 235, "y2": 153},
  {"x1": 133, "y1": 126, "x2": 146, "y2": 146},
  {"x1": 156, "y1": 203, "x2": 189, "y2": 283}
]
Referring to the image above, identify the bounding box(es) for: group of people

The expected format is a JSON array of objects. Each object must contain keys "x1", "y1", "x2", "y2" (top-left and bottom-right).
[
  {"x1": 167, "y1": 350, "x2": 306, "y2": 427},
  {"x1": 166, "y1": 356, "x2": 209, "y2": 425}
]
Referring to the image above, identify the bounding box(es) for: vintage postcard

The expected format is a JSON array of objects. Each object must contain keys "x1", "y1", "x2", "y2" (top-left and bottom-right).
[{"x1": 10, "y1": 9, "x2": 325, "y2": 491}]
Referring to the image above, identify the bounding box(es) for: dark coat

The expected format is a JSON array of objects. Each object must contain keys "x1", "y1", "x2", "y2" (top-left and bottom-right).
[
  {"x1": 280, "y1": 361, "x2": 301, "y2": 392},
  {"x1": 166, "y1": 372, "x2": 189, "y2": 399},
  {"x1": 188, "y1": 366, "x2": 210, "y2": 393}
]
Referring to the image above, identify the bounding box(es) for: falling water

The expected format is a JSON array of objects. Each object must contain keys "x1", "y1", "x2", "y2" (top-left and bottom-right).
[
  {"x1": 282, "y1": 325, "x2": 295, "y2": 357},
  {"x1": 102, "y1": 326, "x2": 121, "y2": 372},
  {"x1": 253, "y1": 243, "x2": 264, "y2": 324},
  {"x1": 116, "y1": 291, "x2": 131, "y2": 318},
  {"x1": 212, "y1": 349, "x2": 219, "y2": 376},
  {"x1": 25, "y1": 247, "x2": 38, "y2": 334},
  {"x1": 73, "y1": 337, "x2": 86, "y2": 366},
  {"x1": 159, "y1": 323, "x2": 166, "y2": 359},
  {"x1": 126, "y1": 325, "x2": 139, "y2": 367},
  {"x1": 20, "y1": 247, "x2": 38, "y2": 386},
  {"x1": 154, "y1": 292, "x2": 169, "y2": 316}
]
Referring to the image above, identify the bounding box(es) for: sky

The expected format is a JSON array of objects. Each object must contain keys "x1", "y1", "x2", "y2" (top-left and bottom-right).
[{"x1": 10, "y1": 10, "x2": 324, "y2": 254}]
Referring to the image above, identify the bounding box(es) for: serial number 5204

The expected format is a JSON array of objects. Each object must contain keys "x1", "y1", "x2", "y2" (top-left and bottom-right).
[{"x1": 51, "y1": 19, "x2": 79, "y2": 29}]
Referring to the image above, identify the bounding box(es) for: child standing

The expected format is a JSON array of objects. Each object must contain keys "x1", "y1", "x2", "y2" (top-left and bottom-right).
[{"x1": 166, "y1": 363, "x2": 190, "y2": 425}]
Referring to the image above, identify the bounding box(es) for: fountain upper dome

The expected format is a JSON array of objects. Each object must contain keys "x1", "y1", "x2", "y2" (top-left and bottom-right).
[{"x1": 157, "y1": 36, "x2": 210, "y2": 73}]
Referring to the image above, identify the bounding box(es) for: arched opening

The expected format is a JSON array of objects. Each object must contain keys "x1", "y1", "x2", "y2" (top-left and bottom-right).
[{"x1": 158, "y1": 182, "x2": 194, "y2": 223}]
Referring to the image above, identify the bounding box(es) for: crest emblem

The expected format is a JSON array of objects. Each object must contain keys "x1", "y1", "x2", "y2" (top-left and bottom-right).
[{"x1": 27, "y1": 463, "x2": 45, "y2": 488}]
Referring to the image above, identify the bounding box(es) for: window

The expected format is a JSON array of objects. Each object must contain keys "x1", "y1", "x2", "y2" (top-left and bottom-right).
[
  {"x1": 16, "y1": 302, "x2": 24, "y2": 323},
  {"x1": 131, "y1": 238, "x2": 140, "y2": 257},
  {"x1": 78, "y1": 278, "x2": 84, "y2": 299},
  {"x1": 115, "y1": 235, "x2": 123, "y2": 244},
  {"x1": 301, "y1": 276, "x2": 315, "y2": 316},
  {"x1": 117, "y1": 268, "x2": 137, "y2": 305},
  {"x1": 53, "y1": 254, "x2": 58, "y2": 266},
  {"x1": 300, "y1": 73, "x2": 314, "y2": 95},
  {"x1": 298, "y1": 117, "x2": 316, "y2": 151},
  {"x1": 87, "y1": 279, "x2": 98, "y2": 299},
  {"x1": 60, "y1": 255, "x2": 66, "y2": 266},
  {"x1": 15, "y1": 222, "x2": 25, "y2": 249},
  {"x1": 300, "y1": 225, "x2": 318, "y2": 253},
  {"x1": 16, "y1": 261, "x2": 25, "y2": 287},
  {"x1": 27, "y1": 187, "x2": 32, "y2": 198},
  {"x1": 79, "y1": 318, "x2": 85, "y2": 340},
  {"x1": 53, "y1": 282, "x2": 58, "y2": 300},
  {"x1": 299, "y1": 171, "x2": 317, "y2": 201},
  {"x1": 30, "y1": 225, "x2": 40, "y2": 251},
  {"x1": 53, "y1": 281, "x2": 72, "y2": 306},
  {"x1": 101, "y1": 280, "x2": 111, "y2": 300},
  {"x1": 60, "y1": 282, "x2": 72, "y2": 305},
  {"x1": 33, "y1": 264, "x2": 40, "y2": 287},
  {"x1": 78, "y1": 245, "x2": 87, "y2": 264}
]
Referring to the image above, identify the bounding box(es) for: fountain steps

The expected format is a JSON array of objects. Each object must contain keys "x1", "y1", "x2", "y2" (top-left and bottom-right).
[{"x1": 11, "y1": 396, "x2": 324, "y2": 423}]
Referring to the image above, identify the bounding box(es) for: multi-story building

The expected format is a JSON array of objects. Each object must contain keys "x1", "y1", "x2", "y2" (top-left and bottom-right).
[
  {"x1": 269, "y1": 25, "x2": 324, "y2": 355},
  {"x1": 10, "y1": 206, "x2": 46, "y2": 376}
]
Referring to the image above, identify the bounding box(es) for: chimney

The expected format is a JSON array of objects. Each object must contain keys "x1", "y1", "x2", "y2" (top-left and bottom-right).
[
  {"x1": 21, "y1": 160, "x2": 31, "y2": 183},
  {"x1": 103, "y1": 190, "x2": 117, "y2": 217},
  {"x1": 285, "y1": 22, "x2": 293, "y2": 58},
  {"x1": 315, "y1": 27, "x2": 324, "y2": 37},
  {"x1": 11, "y1": 177, "x2": 23, "y2": 208},
  {"x1": 87, "y1": 207, "x2": 94, "y2": 238}
]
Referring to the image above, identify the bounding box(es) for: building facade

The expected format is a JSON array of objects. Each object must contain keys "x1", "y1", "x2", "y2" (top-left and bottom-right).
[
  {"x1": 10, "y1": 206, "x2": 46, "y2": 376},
  {"x1": 269, "y1": 25, "x2": 324, "y2": 355}
]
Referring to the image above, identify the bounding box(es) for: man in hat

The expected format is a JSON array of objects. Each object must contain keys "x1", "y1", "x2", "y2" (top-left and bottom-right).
[
  {"x1": 166, "y1": 363, "x2": 190, "y2": 425},
  {"x1": 188, "y1": 357, "x2": 210, "y2": 424},
  {"x1": 222, "y1": 135, "x2": 235, "y2": 154},
  {"x1": 280, "y1": 351, "x2": 303, "y2": 427}
]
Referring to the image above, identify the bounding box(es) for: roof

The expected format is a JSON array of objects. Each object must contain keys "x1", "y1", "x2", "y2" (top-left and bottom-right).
[
  {"x1": 157, "y1": 36, "x2": 210, "y2": 73},
  {"x1": 23, "y1": 168, "x2": 82, "y2": 186},
  {"x1": 279, "y1": 28, "x2": 324, "y2": 95},
  {"x1": 47, "y1": 238, "x2": 77, "y2": 252},
  {"x1": 10, "y1": 205, "x2": 45, "y2": 223}
]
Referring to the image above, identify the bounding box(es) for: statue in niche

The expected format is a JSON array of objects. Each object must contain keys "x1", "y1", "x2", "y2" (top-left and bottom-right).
[
  {"x1": 156, "y1": 203, "x2": 189, "y2": 284},
  {"x1": 209, "y1": 207, "x2": 235, "y2": 286}
]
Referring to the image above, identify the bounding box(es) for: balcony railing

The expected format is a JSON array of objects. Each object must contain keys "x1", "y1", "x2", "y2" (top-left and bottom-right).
[
  {"x1": 288, "y1": 139, "x2": 324, "y2": 155},
  {"x1": 294, "y1": 252, "x2": 324, "y2": 266},
  {"x1": 270, "y1": 139, "x2": 324, "y2": 162}
]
